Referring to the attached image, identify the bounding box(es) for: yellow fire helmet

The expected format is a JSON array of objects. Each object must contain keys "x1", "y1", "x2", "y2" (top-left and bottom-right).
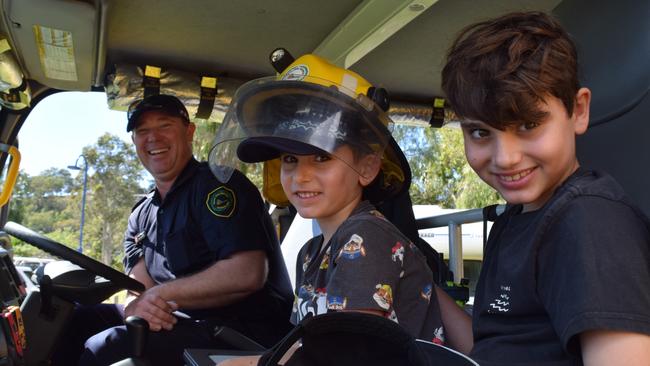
[{"x1": 209, "y1": 50, "x2": 409, "y2": 207}]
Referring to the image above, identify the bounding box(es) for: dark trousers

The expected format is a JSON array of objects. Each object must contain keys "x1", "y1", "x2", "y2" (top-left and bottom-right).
[
  {"x1": 52, "y1": 303, "x2": 292, "y2": 366},
  {"x1": 80, "y1": 317, "x2": 218, "y2": 366},
  {"x1": 51, "y1": 303, "x2": 125, "y2": 366}
]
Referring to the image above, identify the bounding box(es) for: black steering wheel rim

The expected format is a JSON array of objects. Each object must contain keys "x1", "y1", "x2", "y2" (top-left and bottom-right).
[{"x1": 3, "y1": 221, "x2": 144, "y2": 292}]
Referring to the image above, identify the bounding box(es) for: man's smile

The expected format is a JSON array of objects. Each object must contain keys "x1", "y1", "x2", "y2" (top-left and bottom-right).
[{"x1": 148, "y1": 147, "x2": 169, "y2": 155}]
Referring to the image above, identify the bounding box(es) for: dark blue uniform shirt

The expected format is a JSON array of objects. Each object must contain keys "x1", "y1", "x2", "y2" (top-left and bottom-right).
[{"x1": 123, "y1": 158, "x2": 293, "y2": 324}]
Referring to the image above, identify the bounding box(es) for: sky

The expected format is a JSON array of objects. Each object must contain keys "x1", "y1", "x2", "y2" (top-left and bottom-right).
[{"x1": 18, "y1": 91, "x2": 133, "y2": 176}]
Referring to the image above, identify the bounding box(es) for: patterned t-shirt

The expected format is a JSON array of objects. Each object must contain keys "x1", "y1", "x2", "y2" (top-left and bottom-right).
[{"x1": 290, "y1": 200, "x2": 445, "y2": 344}]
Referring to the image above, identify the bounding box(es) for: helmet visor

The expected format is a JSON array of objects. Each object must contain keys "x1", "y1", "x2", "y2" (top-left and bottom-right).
[{"x1": 209, "y1": 76, "x2": 393, "y2": 183}]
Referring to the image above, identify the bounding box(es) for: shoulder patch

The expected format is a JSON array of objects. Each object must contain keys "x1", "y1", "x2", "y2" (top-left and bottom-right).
[{"x1": 206, "y1": 186, "x2": 236, "y2": 217}]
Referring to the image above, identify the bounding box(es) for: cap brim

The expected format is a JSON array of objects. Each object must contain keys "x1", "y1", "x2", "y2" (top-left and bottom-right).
[
  {"x1": 127, "y1": 105, "x2": 189, "y2": 132},
  {"x1": 237, "y1": 136, "x2": 327, "y2": 163}
]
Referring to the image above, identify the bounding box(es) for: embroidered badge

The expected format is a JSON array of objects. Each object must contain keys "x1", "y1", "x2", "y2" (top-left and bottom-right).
[
  {"x1": 206, "y1": 186, "x2": 236, "y2": 217},
  {"x1": 337, "y1": 234, "x2": 366, "y2": 260}
]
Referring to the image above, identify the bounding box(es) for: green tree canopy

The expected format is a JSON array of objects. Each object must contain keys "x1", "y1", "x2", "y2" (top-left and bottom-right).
[
  {"x1": 81, "y1": 133, "x2": 146, "y2": 267},
  {"x1": 10, "y1": 133, "x2": 146, "y2": 267},
  {"x1": 393, "y1": 125, "x2": 502, "y2": 209}
]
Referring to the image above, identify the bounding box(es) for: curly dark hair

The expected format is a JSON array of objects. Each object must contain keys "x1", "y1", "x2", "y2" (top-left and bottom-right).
[{"x1": 441, "y1": 11, "x2": 580, "y2": 128}]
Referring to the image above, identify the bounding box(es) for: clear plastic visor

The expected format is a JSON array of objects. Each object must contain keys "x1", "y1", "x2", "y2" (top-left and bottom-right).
[{"x1": 209, "y1": 77, "x2": 393, "y2": 183}]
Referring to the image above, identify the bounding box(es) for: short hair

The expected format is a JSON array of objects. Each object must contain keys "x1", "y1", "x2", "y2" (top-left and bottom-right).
[{"x1": 441, "y1": 11, "x2": 580, "y2": 128}]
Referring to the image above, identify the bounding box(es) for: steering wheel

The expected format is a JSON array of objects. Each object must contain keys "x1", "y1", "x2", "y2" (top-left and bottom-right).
[{"x1": 3, "y1": 221, "x2": 144, "y2": 293}]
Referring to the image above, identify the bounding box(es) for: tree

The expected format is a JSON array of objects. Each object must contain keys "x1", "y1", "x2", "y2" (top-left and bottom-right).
[
  {"x1": 192, "y1": 120, "x2": 219, "y2": 162},
  {"x1": 392, "y1": 124, "x2": 502, "y2": 209},
  {"x1": 9, "y1": 168, "x2": 79, "y2": 257},
  {"x1": 77, "y1": 133, "x2": 145, "y2": 268},
  {"x1": 192, "y1": 120, "x2": 264, "y2": 187}
]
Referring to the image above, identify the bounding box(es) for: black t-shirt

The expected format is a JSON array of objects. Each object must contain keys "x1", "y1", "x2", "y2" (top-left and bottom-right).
[
  {"x1": 471, "y1": 169, "x2": 650, "y2": 365},
  {"x1": 123, "y1": 158, "x2": 293, "y2": 321}
]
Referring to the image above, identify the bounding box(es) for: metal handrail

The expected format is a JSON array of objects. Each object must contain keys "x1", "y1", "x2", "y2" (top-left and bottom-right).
[{"x1": 415, "y1": 205, "x2": 505, "y2": 282}]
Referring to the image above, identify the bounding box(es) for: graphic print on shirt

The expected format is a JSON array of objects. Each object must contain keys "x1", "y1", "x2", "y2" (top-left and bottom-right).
[
  {"x1": 373, "y1": 284, "x2": 393, "y2": 310},
  {"x1": 337, "y1": 234, "x2": 366, "y2": 260},
  {"x1": 391, "y1": 242, "x2": 404, "y2": 265},
  {"x1": 319, "y1": 246, "x2": 330, "y2": 270},
  {"x1": 432, "y1": 326, "x2": 445, "y2": 345},
  {"x1": 327, "y1": 295, "x2": 348, "y2": 310},
  {"x1": 488, "y1": 284, "x2": 511, "y2": 313},
  {"x1": 391, "y1": 241, "x2": 405, "y2": 277},
  {"x1": 295, "y1": 283, "x2": 327, "y2": 320},
  {"x1": 421, "y1": 283, "x2": 432, "y2": 301},
  {"x1": 302, "y1": 253, "x2": 311, "y2": 272}
]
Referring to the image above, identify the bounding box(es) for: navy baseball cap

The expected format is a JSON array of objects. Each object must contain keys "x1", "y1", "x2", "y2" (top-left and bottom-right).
[{"x1": 126, "y1": 94, "x2": 190, "y2": 132}]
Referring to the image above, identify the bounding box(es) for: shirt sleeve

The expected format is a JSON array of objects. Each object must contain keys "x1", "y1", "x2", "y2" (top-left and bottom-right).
[
  {"x1": 123, "y1": 209, "x2": 143, "y2": 274},
  {"x1": 325, "y1": 218, "x2": 405, "y2": 314},
  {"x1": 537, "y1": 196, "x2": 650, "y2": 351},
  {"x1": 195, "y1": 170, "x2": 277, "y2": 260}
]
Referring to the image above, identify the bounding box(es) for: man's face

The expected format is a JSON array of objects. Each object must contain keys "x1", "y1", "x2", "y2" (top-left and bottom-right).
[
  {"x1": 131, "y1": 111, "x2": 195, "y2": 186},
  {"x1": 460, "y1": 90, "x2": 590, "y2": 212}
]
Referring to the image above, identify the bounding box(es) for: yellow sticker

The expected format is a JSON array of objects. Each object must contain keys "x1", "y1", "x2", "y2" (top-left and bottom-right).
[
  {"x1": 434, "y1": 98, "x2": 445, "y2": 108},
  {"x1": 201, "y1": 76, "x2": 217, "y2": 89},
  {"x1": 33, "y1": 25, "x2": 78, "y2": 81},
  {"x1": 144, "y1": 65, "x2": 161, "y2": 78}
]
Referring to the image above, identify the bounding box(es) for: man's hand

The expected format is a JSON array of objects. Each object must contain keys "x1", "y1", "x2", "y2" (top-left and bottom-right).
[{"x1": 124, "y1": 285, "x2": 179, "y2": 331}]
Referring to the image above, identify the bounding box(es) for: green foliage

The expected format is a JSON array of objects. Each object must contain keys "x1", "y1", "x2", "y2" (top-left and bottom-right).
[
  {"x1": 11, "y1": 238, "x2": 49, "y2": 258},
  {"x1": 81, "y1": 134, "x2": 146, "y2": 268},
  {"x1": 393, "y1": 125, "x2": 502, "y2": 209},
  {"x1": 191, "y1": 120, "x2": 265, "y2": 189},
  {"x1": 456, "y1": 165, "x2": 503, "y2": 208},
  {"x1": 192, "y1": 121, "x2": 219, "y2": 162},
  {"x1": 9, "y1": 133, "x2": 146, "y2": 269},
  {"x1": 10, "y1": 168, "x2": 77, "y2": 233}
]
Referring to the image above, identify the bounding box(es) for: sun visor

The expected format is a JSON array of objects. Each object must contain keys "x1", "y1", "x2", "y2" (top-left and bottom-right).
[
  {"x1": 4, "y1": 0, "x2": 99, "y2": 91},
  {"x1": 106, "y1": 64, "x2": 246, "y2": 124}
]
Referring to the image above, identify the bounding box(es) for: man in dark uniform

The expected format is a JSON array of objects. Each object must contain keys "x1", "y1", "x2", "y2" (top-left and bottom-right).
[{"x1": 64, "y1": 94, "x2": 293, "y2": 366}]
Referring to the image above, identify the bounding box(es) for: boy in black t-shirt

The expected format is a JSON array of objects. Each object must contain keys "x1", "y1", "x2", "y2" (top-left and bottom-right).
[{"x1": 441, "y1": 11, "x2": 650, "y2": 365}]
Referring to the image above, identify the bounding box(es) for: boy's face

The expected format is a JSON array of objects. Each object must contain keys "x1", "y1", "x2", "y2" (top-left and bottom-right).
[
  {"x1": 280, "y1": 145, "x2": 379, "y2": 227},
  {"x1": 460, "y1": 89, "x2": 590, "y2": 212}
]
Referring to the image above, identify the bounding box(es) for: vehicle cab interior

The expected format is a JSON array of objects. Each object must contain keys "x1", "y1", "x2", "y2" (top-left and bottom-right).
[{"x1": 0, "y1": 0, "x2": 645, "y2": 364}]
